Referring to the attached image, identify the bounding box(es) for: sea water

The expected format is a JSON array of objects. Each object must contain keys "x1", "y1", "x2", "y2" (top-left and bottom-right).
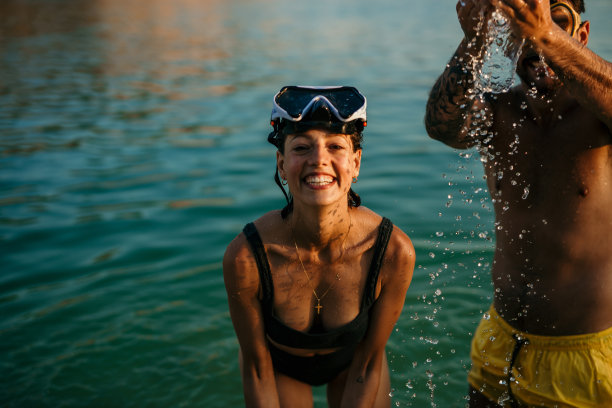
[
  {"x1": 1, "y1": 0, "x2": 611, "y2": 407},
  {"x1": 474, "y1": 9, "x2": 525, "y2": 94}
]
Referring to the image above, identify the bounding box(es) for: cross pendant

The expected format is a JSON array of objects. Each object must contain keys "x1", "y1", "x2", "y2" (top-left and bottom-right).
[{"x1": 315, "y1": 301, "x2": 323, "y2": 315}]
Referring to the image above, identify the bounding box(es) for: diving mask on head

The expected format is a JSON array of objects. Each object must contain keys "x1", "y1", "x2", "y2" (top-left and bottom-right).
[
  {"x1": 550, "y1": 1, "x2": 582, "y2": 36},
  {"x1": 268, "y1": 86, "x2": 367, "y2": 147}
]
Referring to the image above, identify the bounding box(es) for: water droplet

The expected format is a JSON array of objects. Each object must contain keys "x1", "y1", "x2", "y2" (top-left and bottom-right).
[
  {"x1": 522, "y1": 187, "x2": 530, "y2": 199},
  {"x1": 436, "y1": 231, "x2": 444, "y2": 237},
  {"x1": 429, "y1": 252, "x2": 435, "y2": 259}
]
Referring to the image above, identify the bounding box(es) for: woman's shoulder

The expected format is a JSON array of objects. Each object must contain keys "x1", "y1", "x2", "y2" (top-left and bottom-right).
[
  {"x1": 224, "y1": 211, "x2": 283, "y2": 258},
  {"x1": 250, "y1": 210, "x2": 284, "y2": 233},
  {"x1": 381, "y1": 215, "x2": 414, "y2": 265},
  {"x1": 353, "y1": 207, "x2": 410, "y2": 241},
  {"x1": 355, "y1": 207, "x2": 415, "y2": 278},
  {"x1": 223, "y1": 213, "x2": 282, "y2": 292}
]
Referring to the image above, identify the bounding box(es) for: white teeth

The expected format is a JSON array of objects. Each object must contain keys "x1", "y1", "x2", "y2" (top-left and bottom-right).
[{"x1": 305, "y1": 175, "x2": 334, "y2": 185}]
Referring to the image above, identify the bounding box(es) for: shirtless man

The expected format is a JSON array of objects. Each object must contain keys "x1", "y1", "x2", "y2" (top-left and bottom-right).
[{"x1": 425, "y1": 0, "x2": 612, "y2": 406}]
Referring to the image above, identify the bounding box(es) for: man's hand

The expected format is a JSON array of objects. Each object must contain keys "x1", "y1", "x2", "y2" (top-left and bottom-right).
[
  {"x1": 457, "y1": 0, "x2": 495, "y2": 45},
  {"x1": 493, "y1": 0, "x2": 560, "y2": 43}
]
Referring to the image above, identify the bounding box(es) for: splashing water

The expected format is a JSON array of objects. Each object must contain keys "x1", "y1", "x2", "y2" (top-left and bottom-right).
[{"x1": 473, "y1": 9, "x2": 525, "y2": 94}]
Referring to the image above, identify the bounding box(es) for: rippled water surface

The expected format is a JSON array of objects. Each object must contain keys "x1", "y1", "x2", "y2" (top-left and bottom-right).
[{"x1": 2, "y1": 0, "x2": 611, "y2": 406}]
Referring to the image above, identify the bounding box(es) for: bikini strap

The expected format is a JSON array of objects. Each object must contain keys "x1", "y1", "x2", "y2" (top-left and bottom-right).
[
  {"x1": 242, "y1": 223, "x2": 274, "y2": 305},
  {"x1": 361, "y1": 217, "x2": 394, "y2": 310}
]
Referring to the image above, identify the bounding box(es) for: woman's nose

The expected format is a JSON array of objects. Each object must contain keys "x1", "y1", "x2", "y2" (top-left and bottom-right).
[{"x1": 309, "y1": 143, "x2": 329, "y2": 164}]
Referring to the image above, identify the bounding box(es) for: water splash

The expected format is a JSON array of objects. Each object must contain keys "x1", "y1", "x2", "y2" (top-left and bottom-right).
[{"x1": 473, "y1": 9, "x2": 525, "y2": 94}]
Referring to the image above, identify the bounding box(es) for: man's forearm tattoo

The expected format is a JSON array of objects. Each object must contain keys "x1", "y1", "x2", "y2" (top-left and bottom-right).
[{"x1": 425, "y1": 56, "x2": 476, "y2": 142}]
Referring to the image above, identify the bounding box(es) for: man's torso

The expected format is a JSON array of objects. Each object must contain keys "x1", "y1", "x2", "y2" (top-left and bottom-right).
[{"x1": 480, "y1": 89, "x2": 612, "y2": 335}]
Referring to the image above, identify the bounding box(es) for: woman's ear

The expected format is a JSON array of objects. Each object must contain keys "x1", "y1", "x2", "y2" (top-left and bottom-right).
[
  {"x1": 276, "y1": 150, "x2": 286, "y2": 180},
  {"x1": 353, "y1": 149, "x2": 362, "y2": 179}
]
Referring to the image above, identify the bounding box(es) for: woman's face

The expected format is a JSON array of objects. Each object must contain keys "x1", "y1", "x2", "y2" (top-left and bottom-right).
[{"x1": 277, "y1": 128, "x2": 361, "y2": 209}]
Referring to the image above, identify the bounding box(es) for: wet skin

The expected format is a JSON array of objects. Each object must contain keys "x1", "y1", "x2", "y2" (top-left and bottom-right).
[
  {"x1": 224, "y1": 129, "x2": 415, "y2": 407},
  {"x1": 425, "y1": 0, "x2": 612, "y2": 336},
  {"x1": 482, "y1": 82, "x2": 612, "y2": 335},
  {"x1": 483, "y1": 2, "x2": 612, "y2": 335}
]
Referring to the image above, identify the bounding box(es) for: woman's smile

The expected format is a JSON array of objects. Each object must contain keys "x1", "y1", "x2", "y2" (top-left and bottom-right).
[{"x1": 304, "y1": 173, "x2": 336, "y2": 189}]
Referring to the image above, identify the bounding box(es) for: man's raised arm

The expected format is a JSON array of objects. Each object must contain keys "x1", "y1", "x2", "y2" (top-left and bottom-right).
[
  {"x1": 494, "y1": 0, "x2": 612, "y2": 132},
  {"x1": 425, "y1": 1, "x2": 493, "y2": 149}
]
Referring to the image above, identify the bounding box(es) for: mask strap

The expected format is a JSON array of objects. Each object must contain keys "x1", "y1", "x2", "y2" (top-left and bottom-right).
[{"x1": 550, "y1": 1, "x2": 581, "y2": 36}]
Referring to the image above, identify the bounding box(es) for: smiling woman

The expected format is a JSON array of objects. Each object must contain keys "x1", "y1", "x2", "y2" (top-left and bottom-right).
[
  {"x1": 278, "y1": 128, "x2": 361, "y2": 210},
  {"x1": 223, "y1": 86, "x2": 416, "y2": 407}
]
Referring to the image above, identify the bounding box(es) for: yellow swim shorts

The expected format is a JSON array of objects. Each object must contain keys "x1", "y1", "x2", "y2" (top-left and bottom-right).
[{"x1": 468, "y1": 306, "x2": 612, "y2": 407}]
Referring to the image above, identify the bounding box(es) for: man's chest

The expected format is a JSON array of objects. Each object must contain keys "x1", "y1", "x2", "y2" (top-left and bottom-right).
[{"x1": 481, "y1": 110, "x2": 611, "y2": 202}]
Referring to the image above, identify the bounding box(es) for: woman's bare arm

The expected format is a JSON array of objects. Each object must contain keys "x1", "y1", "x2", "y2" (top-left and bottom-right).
[
  {"x1": 339, "y1": 229, "x2": 415, "y2": 408},
  {"x1": 223, "y1": 234, "x2": 281, "y2": 408}
]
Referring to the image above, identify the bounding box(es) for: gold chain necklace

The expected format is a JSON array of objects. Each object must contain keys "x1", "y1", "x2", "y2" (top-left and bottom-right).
[{"x1": 291, "y1": 213, "x2": 351, "y2": 315}]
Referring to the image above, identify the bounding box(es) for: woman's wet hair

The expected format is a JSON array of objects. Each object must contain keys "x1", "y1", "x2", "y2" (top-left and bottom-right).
[{"x1": 268, "y1": 122, "x2": 363, "y2": 219}]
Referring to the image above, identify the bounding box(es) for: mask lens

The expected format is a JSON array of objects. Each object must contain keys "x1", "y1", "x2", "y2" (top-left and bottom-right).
[
  {"x1": 274, "y1": 87, "x2": 365, "y2": 120},
  {"x1": 274, "y1": 87, "x2": 317, "y2": 118},
  {"x1": 324, "y1": 90, "x2": 365, "y2": 119}
]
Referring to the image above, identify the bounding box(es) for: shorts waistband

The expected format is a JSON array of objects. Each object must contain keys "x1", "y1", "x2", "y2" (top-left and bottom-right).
[{"x1": 486, "y1": 305, "x2": 612, "y2": 350}]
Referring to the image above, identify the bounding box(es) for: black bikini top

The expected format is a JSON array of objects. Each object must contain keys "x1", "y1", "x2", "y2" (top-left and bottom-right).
[{"x1": 243, "y1": 217, "x2": 393, "y2": 350}]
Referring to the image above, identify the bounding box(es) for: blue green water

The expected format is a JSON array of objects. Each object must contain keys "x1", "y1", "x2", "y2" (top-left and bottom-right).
[{"x1": 1, "y1": 0, "x2": 611, "y2": 406}]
